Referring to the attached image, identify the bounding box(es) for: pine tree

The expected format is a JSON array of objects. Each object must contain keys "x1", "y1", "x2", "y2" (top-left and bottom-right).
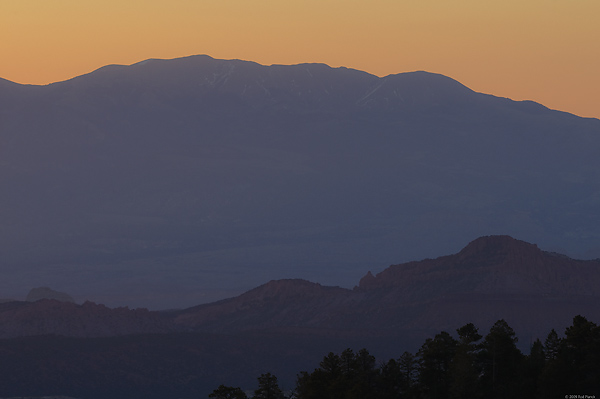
[
  {"x1": 253, "y1": 373, "x2": 286, "y2": 399},
  {"x1": 209, "y1": 384, "x2": 249, "y2": 399},
  {"x1": 521, "y1": 338, "x2": 545, "y2": 397},
  {"x1": 543, "y1": 329, "x2": 561, "y2": 362},
  {"x1": 478, "y1": 319, "x2": 524, "y2": 399},
  {"x1": 417, "y1": 331, "x2": 458, "y2": 398},
  {"x1": 450, "y1": 323, "x2": 482, "y2": 399}
]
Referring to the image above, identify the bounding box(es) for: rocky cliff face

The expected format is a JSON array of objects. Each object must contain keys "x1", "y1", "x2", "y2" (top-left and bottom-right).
[
  {"x1": 357, "y1": 235, "x2": 600, "y2": 297},
  {"x1": 173, "y1": 236, "x2": 600, "y2": 345}
]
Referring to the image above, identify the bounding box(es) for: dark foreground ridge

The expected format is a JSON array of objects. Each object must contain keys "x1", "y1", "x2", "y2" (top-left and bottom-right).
[{"x1": 0, "y1": 317, "x2": 597, "y2": 398}]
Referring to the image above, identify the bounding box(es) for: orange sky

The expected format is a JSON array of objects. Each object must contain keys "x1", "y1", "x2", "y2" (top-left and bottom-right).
[{"x1": 1, "y1": 0, "x2": 599, "y2": 118}]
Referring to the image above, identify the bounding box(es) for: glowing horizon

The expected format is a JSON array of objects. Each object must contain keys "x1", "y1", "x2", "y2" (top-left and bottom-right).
[{"x1": 2, "y1": 0, "x2": 598, "y2": 118}]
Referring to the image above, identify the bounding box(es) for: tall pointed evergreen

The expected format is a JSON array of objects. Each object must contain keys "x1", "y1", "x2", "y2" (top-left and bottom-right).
[
  {"x1": 253, "y1": 373, "x2": 285, "y2": 399},
  {"x1": 449, "y1": 323, "x2": 482, "y2": 398},
  {"x1": 478, "y1": 319, "x2": 524, "y2": 398},
  {"x1": 417, "y1": 331, "x2": 458, "y2": 398}
]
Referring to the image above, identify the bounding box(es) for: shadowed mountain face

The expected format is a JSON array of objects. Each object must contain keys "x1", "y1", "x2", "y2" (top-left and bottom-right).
[
  {"x1": 1, "y1": 55, "x2": 600, "y2": 308},
  {"x1": 1, "y1": 236, "x2": 598, "y2": 353},
  {"x1": 173, "y1": 236, "x2": 600, "y2": 348},
  {"x1": 1, "y1": 236, "x2": 599, "y2": 398},
  {"x1": 0, "y1": 299, "x2": 173, "y2": 338}
]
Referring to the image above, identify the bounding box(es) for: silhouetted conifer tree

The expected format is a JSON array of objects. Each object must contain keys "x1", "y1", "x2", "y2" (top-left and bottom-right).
[
  {"x1": 449, "y1": 323, "x2": 482, "y2": 399},
  {"x1": 521, "y1": 338, "x2": 545, "y2": 398},
  {"x1": 348, "y1": 348, "x2": 378, "y2": 399},
  {"x1": 253, "y1": 373, "x2": 285, "y2": 399},
  {"x1": 538, "y1": 315, "x2": 600, "y2": 397},
  {"x1": 543, "y1": 328, "x2": 561, "y2": 362},
  {"x1": 417, "y1": 331, "x2": 458, "y2": 398},
  {"x1": 378, "y1": 358, "x2": 403, "y2": 399},
  {"x1": 478, "y1": 319, "x2": 524, "y2": 399},
  {"x1": 294, "y1": 316, "x2": 599, "y2": 399},
  {"x1": 209, "y1": 384, "x2": 249, "y2": 399},
  {"x1": 398, "y1": 351, "x2": 418, "y2": 396},
  {"x1": 562, "y1": 316, "x2": 600, "y2": 392}
]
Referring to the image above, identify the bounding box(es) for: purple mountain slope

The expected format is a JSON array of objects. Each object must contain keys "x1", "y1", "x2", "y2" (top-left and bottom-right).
[
  {"x1": 0, "y1": 232, "x2": 597, "y2": 399},
  {"x1": 0, "y1": 299, "x2": 173, "y2": 338},
  {"x1": 2, "y1": 236, "x2": 598, "y2": 355},
  {"x1": 172, "y1": 236, "x2": 600, "y2": 347},
  {"x1": 1, "y1": 55, "x2": 600, "y2": 308}
]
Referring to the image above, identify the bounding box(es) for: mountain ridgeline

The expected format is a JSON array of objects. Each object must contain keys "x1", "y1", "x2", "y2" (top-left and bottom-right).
[
  {"x1": 0, "y1": 236, "x2": 599, "y2": 398},
  {"x1": 1, "y1": 55, "x2": 600, "y2": 308},
  {"x1": 173, "y1": 236, "x2": 600, "y2": 344},
  {"x1": 2, "y1": 236, "x2": 599, "y2": 347}
]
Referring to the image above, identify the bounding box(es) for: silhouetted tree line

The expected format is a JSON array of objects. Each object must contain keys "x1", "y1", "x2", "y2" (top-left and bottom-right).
[
  {"x1": 210, "y1": 372, "x2": 285, "y2": 399},
  {"x1": 210, "y1": 316, "x2": 600, "y2": 399}
]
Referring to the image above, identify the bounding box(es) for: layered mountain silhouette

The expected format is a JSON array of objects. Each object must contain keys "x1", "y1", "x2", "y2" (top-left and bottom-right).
[
  {"x1": 173, "y1": 236, "x2": 600, "y2": 345},
  {"x1": 1, "y1": 55, "x2": 600, "y2": 308},
  {"x1": 1, "y1": 236, "x2": 599, "y2": 398},
  {"x1": 2, "y1": 236, "x2": 598, "y2": 345}
]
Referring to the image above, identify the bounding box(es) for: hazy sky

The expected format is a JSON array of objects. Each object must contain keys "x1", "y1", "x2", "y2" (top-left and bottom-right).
[{"x1": 2, "y1": 0, "x2": 598, "y2": 118}]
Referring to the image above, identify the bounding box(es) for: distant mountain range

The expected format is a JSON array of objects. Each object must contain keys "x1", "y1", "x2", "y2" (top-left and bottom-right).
[
  {"x1": 1, "y1": 55, "x2": 600, "y2": 308},
  {"x1": 0, "y1": 235, "x2": 598, "y2": 398},
  {"x1": 2, "y1": 235, "x2": 599, "y2": 342},
  {"x1": 175, "y1": 235, "x2": 600, "y2": 342}
]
